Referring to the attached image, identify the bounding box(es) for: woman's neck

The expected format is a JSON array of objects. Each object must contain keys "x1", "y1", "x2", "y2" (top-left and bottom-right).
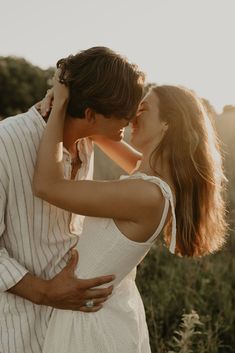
[{"x1": 136, "y1": 150, "x2": 172, "y2": 185}]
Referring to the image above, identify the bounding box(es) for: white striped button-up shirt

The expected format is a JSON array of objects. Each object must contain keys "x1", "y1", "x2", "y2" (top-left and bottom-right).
[{"x1": 0, "y1": 107, "x2": 94, "y2": 353}]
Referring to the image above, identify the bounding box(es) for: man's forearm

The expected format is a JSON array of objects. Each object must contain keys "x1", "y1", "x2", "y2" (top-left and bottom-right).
[
  {"x1": 6, "y1": 253, "x2": 114, "y2": 312},
  {"x1": 7, "y1": 273, "x2": 48, "y2": 305}
]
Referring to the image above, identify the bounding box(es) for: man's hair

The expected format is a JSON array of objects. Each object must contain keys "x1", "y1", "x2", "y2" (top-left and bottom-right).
[{"x1": 57, "y1": 47, "x2": 145, "y2": 120}]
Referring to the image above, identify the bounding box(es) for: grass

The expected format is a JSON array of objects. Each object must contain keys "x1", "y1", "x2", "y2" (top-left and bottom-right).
[{"x1": 136, "y1": 240, "x2": 235, "y2": 353}]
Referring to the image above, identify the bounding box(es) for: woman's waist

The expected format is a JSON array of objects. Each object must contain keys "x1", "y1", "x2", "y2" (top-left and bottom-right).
[
  {"x1": 51, "y1": 279, "x2": 142, "y2": 322},
  {"x1": 75, "y1": 263, "x2": 137, "y2": 289},
  {"x1": 74, "y1": 239, "x2": 149, "y2": 287}
]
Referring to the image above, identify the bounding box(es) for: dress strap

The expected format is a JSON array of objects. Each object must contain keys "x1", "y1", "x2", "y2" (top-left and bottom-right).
[
  {"x1": 147, "y1": 196, "x2": 170, "y2": 243},
  {"x1": 120, "y1": 172, "x2": 177, "y2": 254}
]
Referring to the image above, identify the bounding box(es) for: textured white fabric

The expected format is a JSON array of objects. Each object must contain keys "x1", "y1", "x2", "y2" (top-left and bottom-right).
[
  {"x1": 0, "y1": 107, "x2": 94, "y2": 353},
  {"x1": 124, "y1": 172, "x2": 176, "y2": 253},
  {"x1": 43, "y1": 173, "x2": 176, "y2": 353}
]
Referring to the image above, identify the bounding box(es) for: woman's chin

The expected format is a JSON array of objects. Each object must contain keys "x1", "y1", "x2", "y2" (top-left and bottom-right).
[
  {"x1": 130, "y1": 136, "x2": 138, "y2": 148},
  {"x1": 130, "y1": 137, "x2": 143, "y2": 152}
]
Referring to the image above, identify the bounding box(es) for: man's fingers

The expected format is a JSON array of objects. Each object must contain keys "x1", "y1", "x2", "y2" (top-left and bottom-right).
[
  {"x1": 40, "y1": 89, "x2": 54, "y2": 116},
  {"x1": 78, "y1": 305, "x2": 103, "y2": 313},
  {"x1": 92, "y1": 297, "x2": 108, "y2": 305},
  {"x1": 45, "y1": 88, "x2": 53, "y2": 98},
  {"x1": 82, "y1": 297, "x2": 107, "y2": 306},
  {"x1": 78, "y1": 275, "x2": 115, "y2": 290},
  {"x1": 83, "y1": 285, "x2": 113, "y2": 300},
  {"x1": 35, "y1": 101, "x2": 41, "y2": 111}
]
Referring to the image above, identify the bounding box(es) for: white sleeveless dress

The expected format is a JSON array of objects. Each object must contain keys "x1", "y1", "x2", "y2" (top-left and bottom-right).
[{"x1": 42, "y1": 172, "x2": 176, "y2": 353}]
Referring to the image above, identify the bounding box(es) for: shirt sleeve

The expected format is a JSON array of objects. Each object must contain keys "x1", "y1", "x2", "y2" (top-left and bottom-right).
[{"x1": 0, "y1": 141, "x2": 29, "y2": 292}]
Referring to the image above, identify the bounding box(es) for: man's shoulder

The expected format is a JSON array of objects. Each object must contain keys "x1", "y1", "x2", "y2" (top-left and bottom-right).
[
  {"x1": 0, "y1": 107, "x2": 44, "y2": 143},
  {"x1": 1, "y1": 106, "x2": 43, "y2": 127}
]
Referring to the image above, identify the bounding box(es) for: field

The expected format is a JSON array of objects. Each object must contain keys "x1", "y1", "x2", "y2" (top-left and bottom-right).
[{"x1": 136, "y1": 242, "x2": 235, "y2": 353}]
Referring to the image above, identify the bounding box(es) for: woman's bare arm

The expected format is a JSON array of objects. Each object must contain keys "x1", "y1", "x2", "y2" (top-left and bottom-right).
[
  {"x1": 92, "y1": 136, "x2": 142, "y2": 174},
  {"x1": 36, "y1": 88, "x2": 142, "y2": 174},
  {"x1": 33, "y1": 73, "x2": 158, "y2": 222}
]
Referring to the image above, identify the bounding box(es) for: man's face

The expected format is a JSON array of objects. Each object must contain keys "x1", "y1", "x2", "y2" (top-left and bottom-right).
[{"x1": 92, "y1": 114, "x2": 130, "y2": 141}]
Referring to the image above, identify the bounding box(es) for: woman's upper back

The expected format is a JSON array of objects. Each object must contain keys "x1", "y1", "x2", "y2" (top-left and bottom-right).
[
  {"x1": 75, "y1": 172, "x2": 176, "y2": 287},
  {"x1": 116, "y1": 172, "x2": 176, "y2": 244}
]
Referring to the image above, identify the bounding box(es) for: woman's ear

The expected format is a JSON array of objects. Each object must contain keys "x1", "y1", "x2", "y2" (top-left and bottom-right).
[{"x1": 162, "y1": 121, "x2": 169, "y2": 132}]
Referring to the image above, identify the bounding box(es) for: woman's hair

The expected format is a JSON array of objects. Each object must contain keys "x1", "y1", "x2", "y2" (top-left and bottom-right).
[
  {"x1": 57, "y1": 46, "x2": 145, "y2": 120},
  {"x1": 151, "y1": 85, "x2": 227, "y2": 257}
]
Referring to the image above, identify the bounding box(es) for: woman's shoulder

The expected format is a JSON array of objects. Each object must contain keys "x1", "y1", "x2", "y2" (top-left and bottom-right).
[
  {"x1": 120, "y1": 172, "x2": 173, "y2": 203},
  {"x1": 114, "y1": 173, "x2": 170, "y2": 242},
  {"x1": 118, "y1": 172, "x2": 167, "y2": 215}
]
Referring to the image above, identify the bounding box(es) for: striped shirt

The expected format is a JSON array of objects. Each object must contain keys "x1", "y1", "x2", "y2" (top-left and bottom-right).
[{"x1": 0, "y1": 107, "x2": 94, "y2": 353}]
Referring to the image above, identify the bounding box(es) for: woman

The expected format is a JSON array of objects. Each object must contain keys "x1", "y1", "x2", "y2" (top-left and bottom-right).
[{"x1": 33, "y1": 71, "x2": 227, "y2": 353}]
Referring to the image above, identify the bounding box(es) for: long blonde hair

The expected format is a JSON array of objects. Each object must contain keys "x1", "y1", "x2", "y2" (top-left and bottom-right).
[{"x1": 151, "y1": 85, "x2": 227, "y2": 256}]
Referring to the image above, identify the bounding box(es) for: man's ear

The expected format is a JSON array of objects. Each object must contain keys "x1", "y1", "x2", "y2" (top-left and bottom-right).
[{"x1": 84, "y1": 108, "x2": 96, "y2": 123}]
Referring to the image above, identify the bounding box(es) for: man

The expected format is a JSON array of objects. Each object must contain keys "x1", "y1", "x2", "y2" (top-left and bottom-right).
[{"x1": 0, "y1": 46, "x2": 144, "y2": 353}]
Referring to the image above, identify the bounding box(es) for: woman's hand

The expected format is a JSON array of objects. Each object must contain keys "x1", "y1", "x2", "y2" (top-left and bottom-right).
[
  {"x1": 35, "y1": 69, "x2": 69, "y2": 118},
  {"x1": 52, "y1": 69, "x2": 69, "y2": 108}
]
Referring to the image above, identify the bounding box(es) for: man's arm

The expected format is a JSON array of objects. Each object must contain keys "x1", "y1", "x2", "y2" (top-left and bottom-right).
[
  {"x1": 0, "y1": 153, "x2": 29, "y2": 292},
  {"x1": 9, "y1": 250, "x2": 114, "y2": 312},
  {"x1": 92, "y1": 136, "x2": 142, "y2": 174}
]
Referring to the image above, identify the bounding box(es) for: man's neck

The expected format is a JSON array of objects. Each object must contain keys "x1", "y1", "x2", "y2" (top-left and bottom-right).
[
  {"x1": 35, "y1": 106, "x2": 90, "y2": 157},
  {"x1": 63, "y1": 115, "x2": 90, "y2": 154}
]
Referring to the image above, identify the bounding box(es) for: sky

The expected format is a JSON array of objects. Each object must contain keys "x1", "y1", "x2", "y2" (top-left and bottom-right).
[{"x1": 1, "y1": 0, "x2": 234, "y2": 113}]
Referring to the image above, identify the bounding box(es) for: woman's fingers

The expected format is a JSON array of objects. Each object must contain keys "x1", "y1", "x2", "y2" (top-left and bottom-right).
[{"x1": 52, "y1": 71, "x2": 70, "y2": 104}]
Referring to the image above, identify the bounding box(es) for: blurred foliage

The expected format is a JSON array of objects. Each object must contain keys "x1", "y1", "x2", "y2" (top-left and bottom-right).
[{"x1": 0, "y1": 56, "x2": 54, "y2": 118}]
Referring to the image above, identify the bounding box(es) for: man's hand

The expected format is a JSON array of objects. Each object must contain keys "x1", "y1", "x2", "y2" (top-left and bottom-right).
[
  {"x1": 8, "y1": 250, "x2": 114, "y2": 313},
  {"x1": 43, "y1": 250, "x2": 114, "y2": 312}
]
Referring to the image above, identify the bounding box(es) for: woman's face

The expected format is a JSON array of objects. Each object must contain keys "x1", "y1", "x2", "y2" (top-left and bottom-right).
[{"x1": 130, "y1": 90, "x2": 168, "y2": 151}]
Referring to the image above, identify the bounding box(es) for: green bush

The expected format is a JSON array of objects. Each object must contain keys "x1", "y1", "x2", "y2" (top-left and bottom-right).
[{"x1": 0, "y1": 56, "x2": 54, "y2": 118}]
